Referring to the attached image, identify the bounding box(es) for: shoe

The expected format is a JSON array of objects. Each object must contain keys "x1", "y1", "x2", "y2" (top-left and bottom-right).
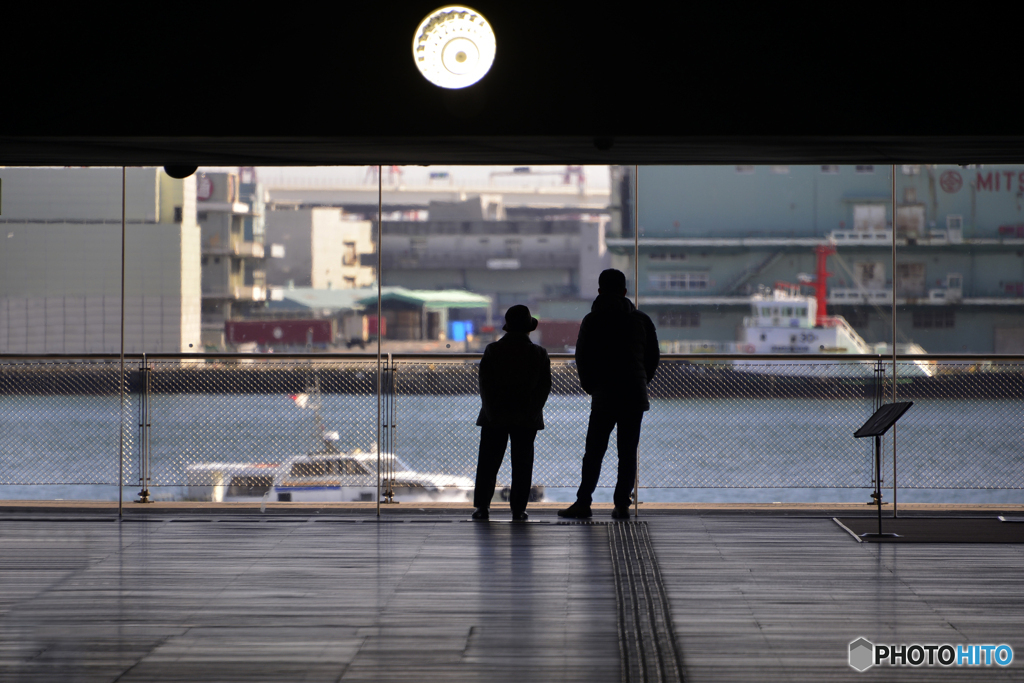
[
  {"x1": 512, "y1": 511, "x2": 529, "y2": 522},
  {"x1": 471, "y1": 508, "x2": 489, "y2": 520},
  {"x1": 611, "y1": 506, "x2": 630, "y2": 520},
  {"x1": 557, "y1": 502, "x2": 592, "y2": 519}
]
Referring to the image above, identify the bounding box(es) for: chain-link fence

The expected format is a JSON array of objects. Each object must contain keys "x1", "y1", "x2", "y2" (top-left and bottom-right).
[
  {"x1": 1, "y1": 355, "x2": 1022, "y2": 497},
  {"x1": 143, "y1": 359, "x2": 378, "y2": 490},
  {"x1": 0, "y1": 359, "x2": 131, "y2": 485}
]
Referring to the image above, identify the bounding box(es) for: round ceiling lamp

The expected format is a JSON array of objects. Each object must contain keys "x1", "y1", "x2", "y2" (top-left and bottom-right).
[{"x1": 413, "y1": 6, "x2": 495, "y2": 89}]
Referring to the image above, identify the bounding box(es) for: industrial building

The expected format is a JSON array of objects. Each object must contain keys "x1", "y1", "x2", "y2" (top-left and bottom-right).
[
  {"x1": 258, "y1": 178, "x2": 612, "y2": 345},
  {"x1": 0, "y1": 167, "x2": 200, "y2": 353},
  {"x1": 256, "y1": 285, "x2": 491, "y2": 350},
  {"x1": 375, "y1": 206, "x2": 610, "y2": 328},
  {"x1": 603, "y1": 165, "x2": 1024, "y2": 354},
  {"x1": 197, "y1": 171, "x2": 267, "y2": 349},
  {"x1": 263, "y1": 206, "x2": 375, "y2": 291}
]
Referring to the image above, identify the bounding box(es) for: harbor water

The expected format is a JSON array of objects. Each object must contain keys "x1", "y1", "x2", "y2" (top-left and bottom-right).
[{"x1": 1, "y1": 393, "x2": 1022, "y2": 504}]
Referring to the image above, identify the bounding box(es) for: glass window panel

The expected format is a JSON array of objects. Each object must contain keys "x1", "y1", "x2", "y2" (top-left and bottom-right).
[
  {"x1": 128, "y1": 167, "x2": 383, "y2": 503},
  {"x1": 377, "y1": 165, "x2": 609, "y2": 354},
  {"x1": 0, "y1": 167, "x2": 126, "y2": 501},
  {"x1": 1, "y1": 167, "x2": 136, "y2": 354},
  {"x1": 7, "y1": 162, "x2": 1019, "y2": 506},
  {"x1": 234, "y1": 166, "x2": 382, "y2": 352},
  {"x1": 894, "y1": 164, "x2": 1024, "y2": 353},
  {"x1": 111, "y1": 167, "x2": 203, "y2": 359},
  {"x1": 635, "y1": 164, "x2": 894, "y2": 356},
  {"x1": 635, "y1": 164, "x2": 900, "y2": 504}
]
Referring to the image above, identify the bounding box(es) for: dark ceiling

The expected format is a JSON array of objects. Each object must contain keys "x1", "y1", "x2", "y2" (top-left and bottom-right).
[{"x1": 3, "y1": 4, "x2": 1020, "y2": 165}]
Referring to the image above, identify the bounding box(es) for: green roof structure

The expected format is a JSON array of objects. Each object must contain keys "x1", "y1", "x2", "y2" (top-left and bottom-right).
[
  {"x1": 267, "y1": 286, "x2": 491, "y2": 313},
  {"x1": 356, "y1": 287, "x2": 491, "y2": 310}
]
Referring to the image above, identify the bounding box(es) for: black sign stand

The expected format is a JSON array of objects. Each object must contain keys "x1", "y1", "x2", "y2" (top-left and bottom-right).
[{"x1": 854, "y1": 402, "x2": 913, "y2": 538}]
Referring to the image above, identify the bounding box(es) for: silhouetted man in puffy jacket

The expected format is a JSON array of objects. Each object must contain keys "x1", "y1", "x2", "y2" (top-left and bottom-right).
[
  {"x1": 559, "y1": 269, "x2": 659, "y2": 520},
  {"x1": 472, "y1": 305, "x2": 552, "y2": 521}
]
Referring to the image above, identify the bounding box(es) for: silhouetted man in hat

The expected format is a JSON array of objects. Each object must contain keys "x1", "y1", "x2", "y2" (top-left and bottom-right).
[
  {"x1": 472, "y1": 305, "x2": 552, "y2": 521},
  {"x1": 559, "y1": 269, "x2": 659, "y2": 520}
]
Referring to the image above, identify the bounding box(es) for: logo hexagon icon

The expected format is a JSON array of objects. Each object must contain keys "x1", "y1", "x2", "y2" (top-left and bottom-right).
[{"x1": 849, "y1": 638, "x2": 874, "y2": 671}]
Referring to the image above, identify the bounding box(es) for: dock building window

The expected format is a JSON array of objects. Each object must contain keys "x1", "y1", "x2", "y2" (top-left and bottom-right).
[
  {"x1": 760, "y1": 306, "x2": 806, "y2": 318},
  {"x1": 854, "y1": 205, "x2": 886, "y2": 233},
  {"x1": 820, "y1": 165, "x2": 840, "y2": 174},
  {"x1": 912, "y1": 310, "x2": 955, "y2": 329},
  {"x1": 649, "y1": 272, "x2": 709, "y2": 291},
  {"x1": 896, "y1": 263, "x2": 926, "y2": 297},
  {"x1": 342, "y1": 241, "x2": 357, "y2": 266},
  {"x1": 855, "y1": 165, "x2": 875, "y2": 174},
  {"x1": 658, "y1": 310, "x2": 700, "y2": 328},
  {"x1": 649, "y1": 252, "x2": 687, "y2": 261},
  {"x1": 735, "y1": 166, "x2": 755, "y2": 174}
]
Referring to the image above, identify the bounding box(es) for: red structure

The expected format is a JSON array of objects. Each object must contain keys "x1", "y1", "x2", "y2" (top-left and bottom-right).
[
  {"x1": 772, "y1": 244, "x2": 837, "y2": 327},
  {"x1": 813, "y1": 244, "x2": 836, "y2": 327},
  {"x1": 225, "y1": 320, "x2": 334, "y2": 346}
]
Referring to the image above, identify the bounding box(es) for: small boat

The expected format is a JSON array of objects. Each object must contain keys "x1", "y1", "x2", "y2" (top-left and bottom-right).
[
  {"x1": 733, "y1": 245, "x2": 934, "y2": 377},
  {"x1": 185, "y1": 380, "x2": 545, "y2": 504},
  {"x1": 185, "y1": 447, "x2": 478, "y2": 503}
]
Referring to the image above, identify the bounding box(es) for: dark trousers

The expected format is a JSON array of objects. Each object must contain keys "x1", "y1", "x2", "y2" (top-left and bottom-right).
[
  {"x1": 473, "y1": 425, "x2": 537, "y2": 513},
  {"x1": 575, "y1": 407, "x2": 644, "y2": 509}
]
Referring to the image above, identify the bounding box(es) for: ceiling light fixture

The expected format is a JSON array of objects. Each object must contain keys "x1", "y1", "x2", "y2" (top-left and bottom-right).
[{"x1": 413, "y1": 6, "x2": 495, "y2": 89}]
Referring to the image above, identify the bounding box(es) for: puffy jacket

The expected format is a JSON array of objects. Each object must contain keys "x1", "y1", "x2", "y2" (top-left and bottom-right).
[
  {"x1": 575, "y1": 294, "x2": 659, "y2": 411},
  {"x1": 476, "y1": 332, "x2": 552, "y2": 430}
]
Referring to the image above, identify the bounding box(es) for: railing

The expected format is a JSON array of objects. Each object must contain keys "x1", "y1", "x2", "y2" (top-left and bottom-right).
[{"x1": 1, "y1": 353, "x2": 1022, "y2": 500}]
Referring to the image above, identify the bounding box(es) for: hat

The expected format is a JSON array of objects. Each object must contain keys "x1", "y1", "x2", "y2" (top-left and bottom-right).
[{"x1": 502, "y1": 304, "x2": 538, "y2": 333}]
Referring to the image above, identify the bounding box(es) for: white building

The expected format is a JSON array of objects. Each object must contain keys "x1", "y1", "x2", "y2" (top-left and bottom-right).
[
  {"x1": 0, "y1": 167, "x2": 200, "y2": 353},
  {"x1": 264, "y1": 207, "x2": 375, "y2": 292}
]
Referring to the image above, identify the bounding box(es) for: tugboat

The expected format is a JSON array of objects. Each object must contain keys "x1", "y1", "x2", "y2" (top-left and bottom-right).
[{"x1": 734, "y1": 244, "x2": 934, "y2": 376}]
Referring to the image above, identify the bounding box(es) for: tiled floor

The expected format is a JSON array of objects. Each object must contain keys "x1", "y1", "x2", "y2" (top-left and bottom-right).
[
  {"x1": 0, "y1": 515, "x2": 618, "y2": 682},
  {"x1": 649, "y1": 515, "x2": 1024, "y2": 682},
  {"x1": 1, "y1": 509, "x2": 1022, "y2": 682}
]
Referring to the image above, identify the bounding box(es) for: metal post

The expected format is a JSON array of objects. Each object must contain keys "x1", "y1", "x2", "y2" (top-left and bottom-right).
[
  {"x1": 383, "y1": 353, "x2": 397, "y2": 504},
  {"x1": 137, "y1": 354, "x2": 151, "y2": 503},
  {"x1": 875, "y1": 434, "x2": 883, "y2": 535},
  {"x1": 376, "y1": 166, "x2": 383, "y2": 518},
  {"x1": 389, "y1": 354, "x2": 394, "y2": 502},
  {"x1": 118, "y1": 167, "x2": 126, "y2": 518},
  {"x1": 634, "y1": 164, "x2": 640, "y2": 518},
  {"x1": 860, "y1": 432, "x2": 898, "y2": 538},
  {"x1": 891, "y1": 165, "x2": 898, "y2": 518},
  {"x1": 869, "y1": 357, "x2": 884, "y2": 504}
]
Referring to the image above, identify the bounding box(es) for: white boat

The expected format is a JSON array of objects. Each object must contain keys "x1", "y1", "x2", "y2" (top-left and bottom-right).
[
  {"x1": 733, "y1": 285, "x2": 885, "y2": 377},
  {"x1": 184, "y1": 381, "x2": 545, "y2": 504},
  {"x1": 185, "y1": 447, "x2": 479, "y2": 504},
  {"x1": 732, "y1": 245, "x2": 934, "y2": 377}
]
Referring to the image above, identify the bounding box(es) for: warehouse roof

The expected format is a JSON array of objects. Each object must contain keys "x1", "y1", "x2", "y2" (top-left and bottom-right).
[
  {"x1": 266, "y1": 286, "x2": 491, "y2": 313},
  {"x1": 357, "y1": 287, "x2": 492, "y2": 310}
]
